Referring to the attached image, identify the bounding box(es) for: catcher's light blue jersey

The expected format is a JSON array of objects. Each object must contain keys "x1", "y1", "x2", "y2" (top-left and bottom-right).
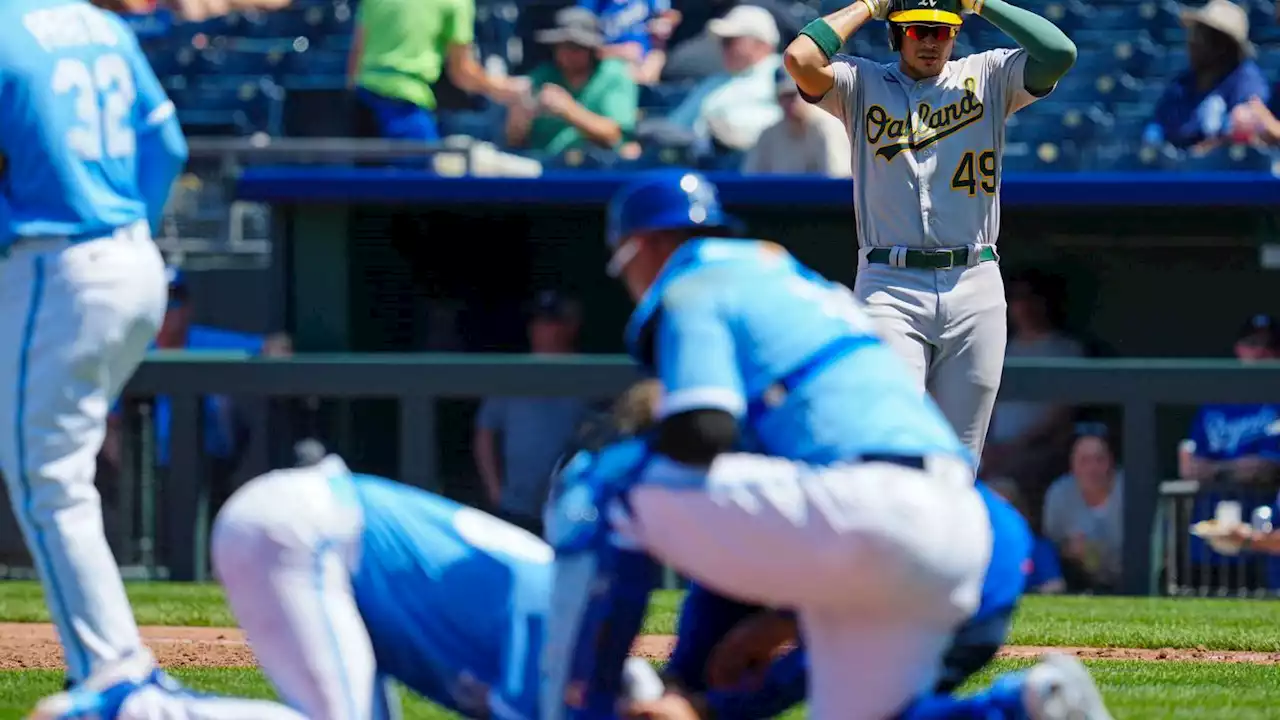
[
  {"x1": 625, "y1": 238, "x2": 969, "y2": 465},
  {"x1": 343, "y1": 474, "x2": 550, "y2": 718},
  {"x1": 0, "y1": 0, "x2": 184, "y2": 248}
]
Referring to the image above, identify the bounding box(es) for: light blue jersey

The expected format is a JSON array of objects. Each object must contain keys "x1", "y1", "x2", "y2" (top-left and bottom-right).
[
  {"x1": 624, "y1": 238, "x2": 970, "y2": 465},
  {"x1": 0, "y1": 0, "x2": 186, "y2": 248},
  {"x1": 342, "y1": 474, "x2": 550, "y2": 719}
]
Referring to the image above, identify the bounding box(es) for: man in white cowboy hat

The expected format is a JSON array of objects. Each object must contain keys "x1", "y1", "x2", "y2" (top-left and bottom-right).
[{"x1": 1142, "y1": 0, "x2": 1268, "y2": 150}]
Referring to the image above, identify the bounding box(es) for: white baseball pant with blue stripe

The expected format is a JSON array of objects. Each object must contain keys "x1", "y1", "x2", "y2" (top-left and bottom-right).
[{"x1": 0, "y1": 222, "x2": 166, "y2": 682}]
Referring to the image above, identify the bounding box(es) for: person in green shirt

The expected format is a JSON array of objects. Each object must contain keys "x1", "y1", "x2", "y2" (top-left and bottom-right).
[
  {"x1": 505, "y1": 7, "x2": 639, "y2": 158},
  {"x1": 347, "y1": 0, "x2": 524, "y2": 141}
]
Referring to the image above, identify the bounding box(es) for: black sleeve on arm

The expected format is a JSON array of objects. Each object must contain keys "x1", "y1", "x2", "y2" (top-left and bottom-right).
[{"x1": 652, "y1": 409, "x2": 739, "y2": 466}]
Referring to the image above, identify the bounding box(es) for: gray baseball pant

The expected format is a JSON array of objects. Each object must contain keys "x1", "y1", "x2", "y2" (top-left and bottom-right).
[{"x1": 853, "y1": 259, "x2": 1007, "y2": 463}]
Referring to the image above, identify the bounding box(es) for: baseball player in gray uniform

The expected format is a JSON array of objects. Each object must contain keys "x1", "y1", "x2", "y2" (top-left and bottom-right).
[{"x1": 782, "y1": 0, "x2": 1075, "y2": 464}]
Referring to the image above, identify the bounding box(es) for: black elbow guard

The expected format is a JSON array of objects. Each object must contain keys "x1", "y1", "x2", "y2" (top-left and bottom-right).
[{"x1": 652, "y1": 409, "x2": 738, "y2": 466}]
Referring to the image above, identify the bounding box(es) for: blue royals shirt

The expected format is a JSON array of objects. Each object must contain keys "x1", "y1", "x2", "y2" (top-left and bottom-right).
[
  {"x1": 578, "y1": 0, "x2": 669, "y2": 55},
  {"x1": 1188, "y1": 403, "x2": 1280, "y2": 567},
  {"x1": 339, "y1": 472, "x2": 550, "y2": 718},
  {"x1": 625, "y1": 238, "x2": 969, "y2": 465},
  {"x1": 0, "y1": 0, "x2": 182, "y2": 248}
]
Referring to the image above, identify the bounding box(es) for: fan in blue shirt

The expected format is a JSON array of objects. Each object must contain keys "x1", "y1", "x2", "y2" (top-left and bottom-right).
[{"x1": 1143, "y1": 1, "x2": 1268, "y2": 150}]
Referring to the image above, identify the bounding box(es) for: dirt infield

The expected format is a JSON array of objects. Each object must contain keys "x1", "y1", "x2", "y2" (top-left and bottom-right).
[{"x1": 1, "y1": 624, "x2": 1278, "y2": 670}]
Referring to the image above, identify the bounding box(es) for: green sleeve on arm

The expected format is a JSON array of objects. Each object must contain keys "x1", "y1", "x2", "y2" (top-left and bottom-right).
[{"x1": 978, "y1": 0, "x2": 1077, "y2": 93}]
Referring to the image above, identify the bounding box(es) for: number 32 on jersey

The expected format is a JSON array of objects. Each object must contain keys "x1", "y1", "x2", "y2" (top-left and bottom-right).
[
  {"x1": 950, "y1": 149, "x2": 997, "y2": 197},
  {"x1": 53, "y1": 54, "x2": 137, "y2": 161}
]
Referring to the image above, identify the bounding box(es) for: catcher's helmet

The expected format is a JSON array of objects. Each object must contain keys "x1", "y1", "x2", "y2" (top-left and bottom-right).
[
  {"x1": 605, "y1": 170, "x2": 731, "y2": 275},
  {"x1": 887, "y1": 0, "x2": 963, "y2": 50}
]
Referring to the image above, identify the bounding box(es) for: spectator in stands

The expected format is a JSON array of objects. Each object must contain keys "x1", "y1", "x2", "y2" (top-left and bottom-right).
[
  {"x1": 982, "y1": 270, "x2": 1083, "y2": 506},
  {"x1": 1179, "y1": 314, "x2": 1280, "y2": 485},
  {"x1": 505, "y1": 8, "x2": 639, "y2": 159},
  {"x1": 347, "y1": 0, "x2": 525, "y2": 142},
  {"x1": 1143, "y1": 0, "x2": 1267, "y2": 151},
  {"x1": 164, "y1": 0, "x2": 290, "y2": 22},
  {"x1": 985, "y1": 478, "x2": 1067, "y2": 595},
  {"x1": 652, "y1": 4, "x2": 783, "y2": 153},
  {"x1": 742, "y1": 72, "x2": 850, "y2": 176},
  {"x1": 661, "y1": 0, "x2": 808, "y2": 83},
  {"x1": 578, "y1": 0, "x2": 682, "y2": 84},
  {"x1": 1177, "y1": 313, "x2": 1280, "y2": 590},
  {"x1": 472, "y1": 291, "x2": 590, "y2": 536},
  {"x1": 1043, "y1": 428, "x2": 1125, "y2": 593}
]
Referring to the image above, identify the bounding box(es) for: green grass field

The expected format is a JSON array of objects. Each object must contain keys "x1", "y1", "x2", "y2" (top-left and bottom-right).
[{"x1": 1, "y1": 583, "x2": 1279, "y2": 718}]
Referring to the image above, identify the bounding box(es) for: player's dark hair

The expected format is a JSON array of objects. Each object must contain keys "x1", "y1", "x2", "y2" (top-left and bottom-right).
[{"x1": 889, "y1": 24, "x2": 904, "y2": 52}]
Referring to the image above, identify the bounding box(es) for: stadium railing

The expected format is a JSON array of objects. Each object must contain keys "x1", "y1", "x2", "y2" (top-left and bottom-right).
[
  {"x1": 163, "y1": 137, "x2": 517, "y2": 270},
  {"x1": 102, "y1": 354, "x2": 1280, "y2": 597}
]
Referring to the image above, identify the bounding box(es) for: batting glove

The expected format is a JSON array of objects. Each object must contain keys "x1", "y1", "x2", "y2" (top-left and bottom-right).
[
  {"x1": 960, "y1": 0, "x2": 985, "y2": 15},
  {"x1": 861, "y1": 0, "x2": 891, "y2": 21}
]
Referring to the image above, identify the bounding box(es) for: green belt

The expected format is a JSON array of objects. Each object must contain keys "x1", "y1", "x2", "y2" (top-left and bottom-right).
[{"x1": 865, "y1": 245, "x2": 998, "y2": 270}]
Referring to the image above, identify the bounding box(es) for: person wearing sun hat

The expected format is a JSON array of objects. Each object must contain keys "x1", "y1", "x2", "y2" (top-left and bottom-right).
[
  {"x1": 505, "y1": 7, "x2": 639, "y2": 157},
  {"x1": 1144, "y1": 0, "x2": 1268, "y2": 150}
]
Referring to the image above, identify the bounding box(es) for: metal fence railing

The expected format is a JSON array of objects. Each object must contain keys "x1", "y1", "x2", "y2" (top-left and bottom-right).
[{"x1": 1157, "y1": 479, "x2": 1280, "y2": 598}]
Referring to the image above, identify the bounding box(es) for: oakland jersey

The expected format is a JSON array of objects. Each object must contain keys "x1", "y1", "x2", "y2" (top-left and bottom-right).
[{"x1": 812, "y1": 49, "x2": 1048, "y2": 249}]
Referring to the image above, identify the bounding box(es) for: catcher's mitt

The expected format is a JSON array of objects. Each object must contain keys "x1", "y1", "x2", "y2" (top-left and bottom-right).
[
  {"x1": 610, "y1": 379, "x2": 662, "y2": 436},
  {"x1": 555, "y1": 380, "x2": 662, "y2": 478}
]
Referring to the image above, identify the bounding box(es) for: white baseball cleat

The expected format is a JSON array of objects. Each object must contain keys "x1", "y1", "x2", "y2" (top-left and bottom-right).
[
  {"x1": 1023, "y1": 652, "x2": 1114, "y2": 720},
  {"x1": 27, "y1": 652, "x2": 170, "y2": 720}
]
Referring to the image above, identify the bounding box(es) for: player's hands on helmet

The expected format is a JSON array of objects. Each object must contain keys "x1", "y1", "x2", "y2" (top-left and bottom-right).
[
  {"x1": 705, "y1": 610, "x2": 799, "y2": 690},
  {"x1": 861, "y1": 0, "x2": 891, "y2": 21}
]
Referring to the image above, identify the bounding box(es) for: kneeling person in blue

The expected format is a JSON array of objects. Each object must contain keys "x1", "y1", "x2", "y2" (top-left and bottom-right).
[
  {"x1": 33, "y1": 453, "x2": 557, "y2": 720},
  {"x1": 540, "y1": 170, "x2": 1113, "y2": 719}
]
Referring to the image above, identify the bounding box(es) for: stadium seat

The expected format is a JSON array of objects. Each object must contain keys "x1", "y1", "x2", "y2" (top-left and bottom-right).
[
  {"x1": 1245, "y1": 0, "x2": 1276, "y2": 30},
  {"x1": 1257, "y1": 51, "x2": 1280, "y2": 78},
  {"x1": 639, "y1": 82, "x2": 696, "y2": 113},
  {"x1": 145, "y1": 50, "x2": 185, "y2": 77},
  {"x1": 281, "y1": 50, "x2": 349, "y2": 89},
  {"x1": 1092, "y1": 73, "x2": 1145, "y2": 107},
  {"x1": 1003, "y1": 139, "x2": 1082, "y2": 172},
  {"x1": 1038, "y1": 0, "x2": 1089, "y2": 34},
  {"x1": 439, "y1": 108, "x2": 505, "y2": 144},
  {"x1": 199, "y1": 49, "x2": 277, "y2": 77},
  {"x1": 1066, "y1": 52, "x2": 1112, "y2": 81},
  {"x1": 1180, "y1": 144, "x2": 1277, "y2": 173},
  {"x1": 1112, "y1": 36, "x2": 1164, "y2": 78},
  {"x1": 1088, "y1": 142, "x2": 1174, "y2": 172},
  {"x1": 1110, "y1": 110, "x2": 1153, "y2": 143}
]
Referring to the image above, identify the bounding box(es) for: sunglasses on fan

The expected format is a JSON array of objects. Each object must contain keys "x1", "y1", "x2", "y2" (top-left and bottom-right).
[{"x1": 902, "y1": 24, "x2": 958, "y2": 41}]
